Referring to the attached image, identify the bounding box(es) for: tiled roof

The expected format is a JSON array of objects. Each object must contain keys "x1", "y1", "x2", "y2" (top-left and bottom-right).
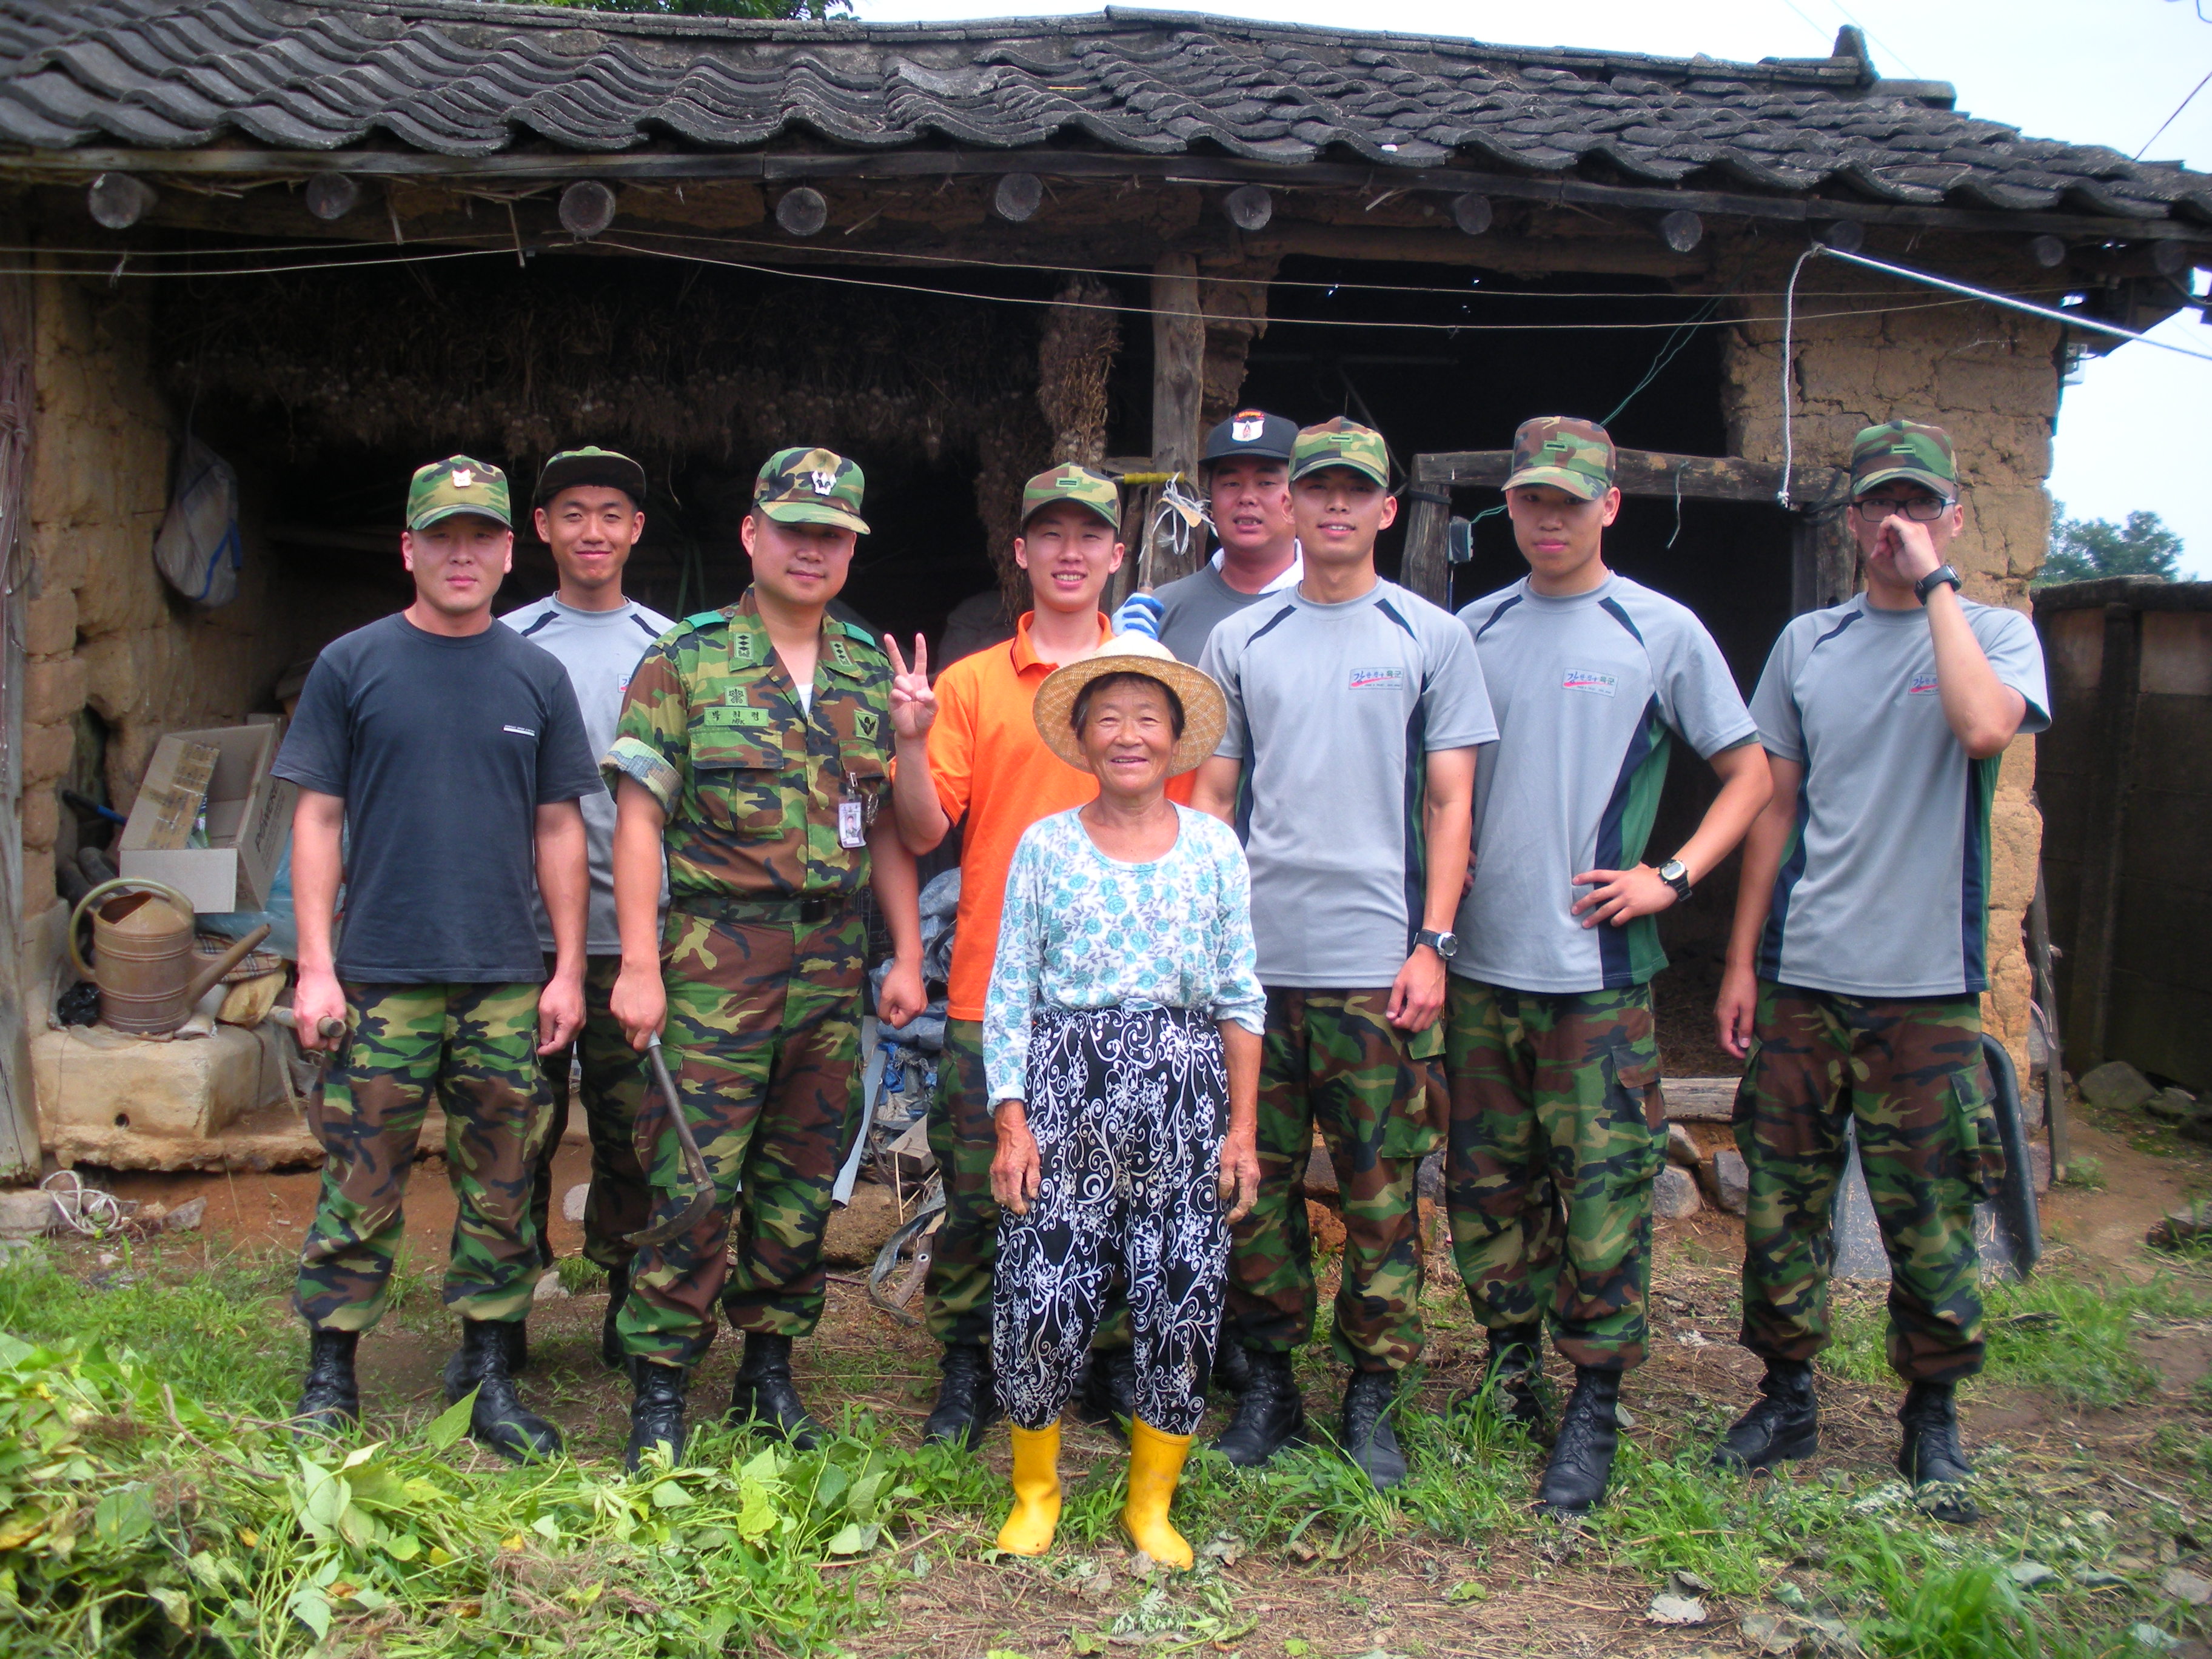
[{"x1": 1, "y1": 0, "x2": 2206, "y2": 224}]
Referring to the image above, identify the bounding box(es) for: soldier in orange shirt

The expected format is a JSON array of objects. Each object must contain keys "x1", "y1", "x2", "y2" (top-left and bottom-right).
[{"x1": 885, "y1": 466, "x2": 1135, "y2": 1449}]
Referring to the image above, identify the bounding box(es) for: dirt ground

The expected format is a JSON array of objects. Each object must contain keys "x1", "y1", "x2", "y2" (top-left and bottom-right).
[{"x1": 51, "y1": 1105, "x2": 2212, "y2": 1658}]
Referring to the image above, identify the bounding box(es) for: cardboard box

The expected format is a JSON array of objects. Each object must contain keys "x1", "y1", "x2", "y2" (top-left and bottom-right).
[{"x1": 120, "y1": 724, "x2": 295, "y2": 913}]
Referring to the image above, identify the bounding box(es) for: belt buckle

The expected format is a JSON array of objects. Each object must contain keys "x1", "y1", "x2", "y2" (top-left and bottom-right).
[{"x1": 798, "y1": 897, "x2": 828, "y2": 923}]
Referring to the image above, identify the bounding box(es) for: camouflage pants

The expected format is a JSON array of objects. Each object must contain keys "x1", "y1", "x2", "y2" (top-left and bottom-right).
[
  {"x1": 617, "y1": 909, "x2": 865, "y2": 1369},
  {"x1": 1443, "y1": 979, "x2": 1665, "y2": 1372},
  {"x1": 1736, "y1": 983, "x2": 1999, "y2": 1385},
  {"x1": 529, "y1": 954, "x2": 651, "y2": 1273},
  {"x1": 924, "y1": 1017, "x2": 1132, "y2": 1355},
  {"x1": 295, "y1": 981, "x2": 552, "y2": 1332},
  {"x1": 1225, "y1": 988, "x2": 1441, "y2": 1372}
]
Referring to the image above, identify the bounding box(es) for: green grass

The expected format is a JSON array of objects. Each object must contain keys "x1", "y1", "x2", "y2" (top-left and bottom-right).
[{"x1": 2, "y1": 1244, "x2": 2205, "y2": 1659}]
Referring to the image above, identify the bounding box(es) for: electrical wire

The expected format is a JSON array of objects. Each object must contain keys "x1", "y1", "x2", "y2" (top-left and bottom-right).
[
  {"x1": 1778, "y1": 247, "x2": 1816, "y2": 509},
  {"x1": 0, "y1": 246, "x2": 515, "y2": 278},
  {"x1": 2136, "y1": 65, "x2": 2212, "y2": 161}
]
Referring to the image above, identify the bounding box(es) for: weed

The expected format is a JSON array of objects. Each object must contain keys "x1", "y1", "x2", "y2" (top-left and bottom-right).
[
  {"x1": 554, "y1": 1255, "x2": 606, "y2": 1298},
  {"x1": 2062, "y1": 1155, "x2": 2107, "y2": 1191}
]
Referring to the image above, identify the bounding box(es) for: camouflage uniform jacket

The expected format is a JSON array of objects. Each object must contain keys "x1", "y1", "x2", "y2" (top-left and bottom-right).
[{"x1": 603, "y1": 589, "x2": 892, "y2": 901}]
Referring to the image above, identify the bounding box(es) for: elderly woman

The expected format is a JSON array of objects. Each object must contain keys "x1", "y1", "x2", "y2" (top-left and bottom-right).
[{"x1": 983, "y1": 634, "x2": 1263, "y2": 1568}]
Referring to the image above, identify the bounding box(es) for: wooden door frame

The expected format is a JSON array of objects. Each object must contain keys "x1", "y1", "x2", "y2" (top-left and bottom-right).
[{"x1": 1397, "y1": 446, "x2": 1855, "y2": 614}]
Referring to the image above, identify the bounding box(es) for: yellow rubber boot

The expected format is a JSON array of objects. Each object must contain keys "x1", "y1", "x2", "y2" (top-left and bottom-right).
[
  {"x1": 1123, "y1": 1419, "x2": 1196, "y2": 1569},
  {"x1": 996, "y1": 1421, "x2": 1062, "y2": 1556}
]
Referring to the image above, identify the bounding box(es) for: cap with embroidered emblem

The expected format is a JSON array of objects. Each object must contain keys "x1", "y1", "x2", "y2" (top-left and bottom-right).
[
  {"x1": 1503, "y1": 417, "x2": 1615, "y2": 501},
  {"x1": 407, "y1": 455, "x2": 511, "y2": 531},
  {"x1": 535, "y1": 446, "x2": 648, "y2": 508},
  {"x1": 754, "y1": 447, "x2": 870, "y2": 535},
  {"x1": 1019, "y1": 463, "x2": 1121, "y2": 531},
  {"x1": 1202, "y1": 408, "x2": 1299, "y2": 468},
  {"x1": 1849, "y1": 420, "x2": 1956, "y2": 500},
  {"x1": 1289, "y1": 417, "x2": 1390, "y2": 486}
]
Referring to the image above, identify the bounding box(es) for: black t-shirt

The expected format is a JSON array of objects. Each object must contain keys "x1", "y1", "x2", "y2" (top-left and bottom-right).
[{"x1": 273, "y1": 613, "x2": 604, "y2": 984}]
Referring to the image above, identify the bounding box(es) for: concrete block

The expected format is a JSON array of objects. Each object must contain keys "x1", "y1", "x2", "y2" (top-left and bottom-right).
[
  {"x1": 1661, "y1": 1078, "x2": 1737, "y2": 1122},
  {"x1": 1709, "y1": 1150, "x2": 1749, "y2": 1216},
  {"x1": 2150, "y1": 1205, "x2": 2212, "y2": 1251},
  {"x1": 2079, "y1": 1061, "x2": 2155, "y2": 1111},
  {"x1": 32, "y1": 1022, "x2": 312, "y2": 1171},
  {"x1": 1654, "y1": 1165, "x2": 1703, "y2": 1220}
]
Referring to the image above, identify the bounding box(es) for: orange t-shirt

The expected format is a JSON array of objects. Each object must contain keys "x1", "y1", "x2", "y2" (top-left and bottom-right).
[{"x1": 929, "y1": 612, "x2": 1113, "y2": 1022}]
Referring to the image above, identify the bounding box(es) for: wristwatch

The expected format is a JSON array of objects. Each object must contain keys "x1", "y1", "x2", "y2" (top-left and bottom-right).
[
  {"x1": 1415, "y1": 928, "x2": 1460, "y2": 960},
  {"x1": 1914, "y1": 563, "x2": 1962, "y2": 605},
  {"x1": 1656, "y1": 859, "x2": 1694, "y2": 905}
]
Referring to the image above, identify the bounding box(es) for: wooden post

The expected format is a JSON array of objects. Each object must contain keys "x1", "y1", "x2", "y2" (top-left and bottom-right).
[
  {"x1": 1145, "y1": 253, "x2": 1205, "y2": 588},
  {"x1": 2063, "y1": 600, "x2": 2142, "y2": 1075},
  {"x1": 1790, "y1": 503, "x2": 1857, "y2": 612},
  {"x1": 2027, "y1": 868, "x2": 2068, "y2": 1179},
  {"x1": 0, "y1": 268, "x2": 36, "y2": 1182},
  {"x1": 1399, "y1": 459, "x2": 1452, "y2": 608}
]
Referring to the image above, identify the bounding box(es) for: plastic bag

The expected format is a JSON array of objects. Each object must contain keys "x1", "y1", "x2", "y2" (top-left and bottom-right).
[{"x1": 152, "y1": 436, "x2": 243, "y2": 608}]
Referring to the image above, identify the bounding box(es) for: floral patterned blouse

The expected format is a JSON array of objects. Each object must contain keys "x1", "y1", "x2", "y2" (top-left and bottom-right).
[{"x1": 984, "y1": 805, "x2": 1266, "y2": 1103}]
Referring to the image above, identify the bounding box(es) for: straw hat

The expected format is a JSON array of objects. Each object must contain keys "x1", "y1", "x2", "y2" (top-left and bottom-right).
[{"x1": 1032, "y1": 634, "x2": 1227, "y2": 777}]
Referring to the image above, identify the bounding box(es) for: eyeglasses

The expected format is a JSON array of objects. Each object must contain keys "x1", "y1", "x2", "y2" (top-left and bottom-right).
[{"x1": 1851, "y1": 496, "x2": 1952, "y2": 523}]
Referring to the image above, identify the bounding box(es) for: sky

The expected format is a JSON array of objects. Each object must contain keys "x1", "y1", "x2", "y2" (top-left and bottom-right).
[{"x1": 852, "y1": 0, "x2": 2212, "y2": 575}]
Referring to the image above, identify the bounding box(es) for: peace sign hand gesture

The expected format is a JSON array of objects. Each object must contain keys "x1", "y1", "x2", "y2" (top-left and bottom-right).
[{"x1": 884, "y1": 633, "x2": 936, "y2": 743}]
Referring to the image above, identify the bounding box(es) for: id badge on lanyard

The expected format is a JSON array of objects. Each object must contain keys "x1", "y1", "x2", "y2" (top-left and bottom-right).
[{"x1": 838, "y1": 771, "x2": 867, "y2": 850}]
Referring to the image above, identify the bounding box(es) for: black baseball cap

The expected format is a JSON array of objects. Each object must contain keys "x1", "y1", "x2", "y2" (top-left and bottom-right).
[
  {"x1": 535, "y1": 446, "x2": 648, "y2": 509},
  {"x1": 1201, "y1": 409, "x2": 1298, "y2": 470}
]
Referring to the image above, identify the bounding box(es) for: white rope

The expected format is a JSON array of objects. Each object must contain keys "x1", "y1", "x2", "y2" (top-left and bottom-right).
[
  {"x1": 1145, "y1": 472, "x2": 1212, "y2": 573},
  {"x1": 1777, "y1": 247, "x2": 1815, "y2": 511},
  {"x1": 39, "y1": 1169, "x2": 133, "y2": 1236}
]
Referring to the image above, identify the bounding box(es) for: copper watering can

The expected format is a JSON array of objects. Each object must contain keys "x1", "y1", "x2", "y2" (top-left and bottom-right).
[{"x1": 67, "y1": 878, "x2": 272, "y2": 1036}]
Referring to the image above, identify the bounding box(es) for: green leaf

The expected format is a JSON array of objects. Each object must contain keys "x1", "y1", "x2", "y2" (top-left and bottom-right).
[
  {"x1": 650, "y1": 1480, "x2": 696, "y2": 1509},
  {"x1": 1446, "y1": 1581, "x2": 1489, "y2": 1604},
  {"x1": 1071, "y1": 1634, "x2": 1108, "y2": 1657},
  {"x1": 1285, "y1": 1641, "x2": 1310, "y2": 1657},
  {"x1": 824, "y1": 1521, "x2": 877, "y2": 1557},
  {"x1": 426, "y1": 1389, "x2": 477, "y2": 1452},
  {"x1": 384, "y1": 1531, "x2": 422, "y2": 1562},
  {"x1": 848, "y1": 1469, "x2": 886, "y2": 1523},
  {"x1": 92, "y1": 1487, "x2": 155, "y2": 1546},
  {"x1": 146, "y1": 1585, "x2": 192, "y2": 1629},
  {"x1": 288, "y1": 1589, "x2": 331, "y2": 1641}
]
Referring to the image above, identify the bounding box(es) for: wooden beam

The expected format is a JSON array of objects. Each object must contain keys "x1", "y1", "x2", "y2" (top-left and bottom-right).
[
  {"x1": 5, "y1": 145, "x2": 2208, "y2": 244},
  {"x1": 1145, "y1": 252, "x2": 1205, "y2": 588},
  {"x1": 1236, "y1": 220, "x2": 1705, "y2": 278},
  {"x1": 1413, "y1": 447, "x2": 1851, "y2": 504},
  {"x1": 0, "y1": 266, "x2": 35, "y2": 1182},
  {"x1": 1399, "y1": 484, "x2": 1453, "y2": 608},
  {"x1": 2063, "y1": 601, "x2": 2143, "y2": 1076}
]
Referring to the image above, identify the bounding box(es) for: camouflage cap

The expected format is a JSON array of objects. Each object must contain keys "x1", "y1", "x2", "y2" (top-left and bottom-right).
[
  {"x1": 407, "y1": 455, "x2": 511, "y2": 531},
  {"x1": 1020, "y1": 463, "x2": 1121, "y2": 531},
  {"x1": 1290, "y1": 417, "x2": 1390, "y2": 486},
  {"x1": 1849, "y1": 420, "x2": 1956, "y2": 500},
  {"x1": 754, "y1": 446, "x2": 870, "y2": 535},
  {"x1": 535, "y1": 446, "x2": 648, "y2": 508},
  {"x1": 1503, "y1": 417, "x2": 1615, "y2": 501}
]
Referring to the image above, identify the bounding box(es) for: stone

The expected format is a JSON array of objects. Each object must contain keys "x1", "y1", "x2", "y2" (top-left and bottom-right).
[
  {"x1": 1711, "y1": 1150, "x2": 1749, "y2": 1216},
  {"x1": 1740, "y1": 1612, "x2": 1798, "y2": 1656},
  {"x1": 2127, "y1": 1623, "x2": 2180, "y2": 1653},
  {"x1": 532, "y1": 1269, "x2": 569, "y2": 1302},
  {"x1": 1666, "y1": 1122, "x2": 1702, "y2": 1168},
  {"x1": 0, "y1": 1189, "x2": 56, "y2": 1239},
  {"x1": 1654, "y1": 1165, "x2": 1703, "y2": 1219},
  {"x1": 2079, "y1": 1061, "x2": 2156, "y2": 1111},
  {"x1": 2029, "y1": 1142, "x2": 2051, "y2": 1193},
  {"x1": 2147, "y1": 1088, "x2": 2197, "y2": 1124},
  {"x1": 30, "y1": 1024, "x2": 311, "y2": 1171},
  {"x1": 163, "y1": 1196, "x2": 206, "y2": 1232},
  {"x1": 1646, "y1": 1594, "x2": 1707, "y2": 1625},
  {"x1": 562, "y1": 1182, "x2": 589, "y2": 1224},
  {"x1": 2179, "y1": 1113, "x2": 2212, "y2": 1147},
  {"x1": 1304, "y1": 1139, "x2": 1337, "y2": 1196},
  {"x1": 2009, "y1": 1561, "x2": 2057, "y2": 1587},
  {"x1": 1416, "y1": 1149, "x2": 1443, "y2": 1203},
  {"x1": 2160, "y1": 1569, "x2": 2212, "y2": 1606}
]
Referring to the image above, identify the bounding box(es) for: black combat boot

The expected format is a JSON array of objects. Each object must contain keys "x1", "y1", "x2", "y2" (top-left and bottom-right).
[
  {"x1": 728, "y1": 1332, "x2": 822, "y2": 1449},
  {"x1": 1897, "y1": 1380, "x2": 1978, "y2": 1524},
  {"x1": 446, "y1": 1318, "x2": 563, "y2": 1463},
  {"x1": 625, "y1": 1361, "x2": 689, "y2": 1473},
  {"x1": 1212, "y1": 1335, "x2": 1254, "y2": 1396},
  {"x1": 1078, "y1": 1345, "x2": 1138, "y2": 1438},
  {"x1": 1338, "y1": 1368, "x2": 1407, "y2": 1490},
  {"x1": 295, "y1": 1329, "x2": 360, "y2": 1439},
  {"x1": 1453, "y1": 1322, "x2": 1547, "y2": 1438},
  {"x1": 1713, "y1": 1359, "x2": 1820, "y2": 1473},
  {"x1": 921, "y1": 1343, "x2": 1000, "y2": 1449},
  {"x1": 602, "y1": 1259, "x2": 632, "y2": 1372},
  {"x1": 444, "y1": 1325, "x2": 531, "y2": 1395},
  {"x1": 1211, "y1": 1350, "x2": 1308, "y2": 1467},
  {"x1": 1536, "y1": 1367, "x2": 1622, "y2": 1517}
]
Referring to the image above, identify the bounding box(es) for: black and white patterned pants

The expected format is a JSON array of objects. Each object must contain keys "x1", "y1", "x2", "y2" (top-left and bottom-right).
[{"x1": 993, "y1": 1004, "x2": 1229, "y2": 1435}]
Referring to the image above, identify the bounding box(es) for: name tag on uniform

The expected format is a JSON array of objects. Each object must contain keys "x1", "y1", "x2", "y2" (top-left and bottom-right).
[
  {"x1": 700, "y1": 703, "x2": 773, "y2": 728},
  {"x1": 838, "y1": 799, "x2": 866, "y2": 849}
]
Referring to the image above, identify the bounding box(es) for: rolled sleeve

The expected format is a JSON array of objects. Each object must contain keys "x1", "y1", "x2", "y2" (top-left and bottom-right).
[{"x1": 603, "y1": 645, "x2": 689, "y2": 813}]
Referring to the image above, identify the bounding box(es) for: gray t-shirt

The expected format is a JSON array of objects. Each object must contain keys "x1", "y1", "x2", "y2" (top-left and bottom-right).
[
  {"x1": 1749, "y1": 593, "x2": 2049, "y2": 999},
  {"x1": 501, "y1": 595, "x2": 674, "y2": 954},
  {"x1": 1452, "y1": 574, "x2": 1758, "y2": 994},
  {"x1": 1201, "y1": 578, "x2": 1496, "y2": 988},
  {"x1": 1153, "y1": 552, "x2": 1300, "y2": 665}
]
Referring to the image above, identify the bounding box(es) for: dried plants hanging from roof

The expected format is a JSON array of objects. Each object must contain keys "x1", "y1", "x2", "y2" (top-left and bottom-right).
[{"x1": 1035, "y1": 275, "x2": 1119, "y2": 469}]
